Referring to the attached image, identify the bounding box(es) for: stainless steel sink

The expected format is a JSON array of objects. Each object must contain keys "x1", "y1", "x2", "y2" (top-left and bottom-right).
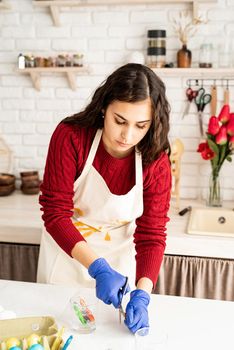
[{"x1": 187, "y1": 207, "x2": 234, "y2": 238}]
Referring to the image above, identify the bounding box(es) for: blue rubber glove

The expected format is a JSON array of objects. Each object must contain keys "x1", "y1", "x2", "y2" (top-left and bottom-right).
[
  {"x1": 88, "y1": 258, "x2": 130, "y2": 308},
  {"x1": 124, "y1": 289, "x2": 150, "y2": 334}
]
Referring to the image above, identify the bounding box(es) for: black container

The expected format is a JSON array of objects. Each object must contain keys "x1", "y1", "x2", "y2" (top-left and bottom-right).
[{"x1": 147, "y1": 30, "x2": 166, "y2": 68}]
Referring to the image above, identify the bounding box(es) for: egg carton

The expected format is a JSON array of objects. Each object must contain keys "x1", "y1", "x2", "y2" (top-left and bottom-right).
[{"x1": 0, "y1": 316, "x2": 61, "y2": 349}]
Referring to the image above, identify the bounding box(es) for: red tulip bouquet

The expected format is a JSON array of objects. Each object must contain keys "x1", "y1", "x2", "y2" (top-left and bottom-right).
[{"x1": 197, "y1": 104, "x2": 234, "y2": 206}]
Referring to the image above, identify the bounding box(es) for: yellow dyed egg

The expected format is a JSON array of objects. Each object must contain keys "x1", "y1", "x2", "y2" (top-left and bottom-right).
[
  {"x1": 27, "y1": 335, "x2": 41, "y2": 348},
  {"x1": 6, "y1": 338, "x2": 20, "y2": 349}
]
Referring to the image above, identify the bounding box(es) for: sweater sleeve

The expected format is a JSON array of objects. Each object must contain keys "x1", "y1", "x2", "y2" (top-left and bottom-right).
[
  {"x1": 134, "y1": 152, "x2": 172, "y2": 287},
  {"x1": 39, "y1": 123, "x2": 86, "y2": 256}
]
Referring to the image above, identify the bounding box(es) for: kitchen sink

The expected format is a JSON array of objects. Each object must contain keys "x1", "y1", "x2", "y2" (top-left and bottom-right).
[{"x1": 187, "y1": 207, "x2": 234, "y2": 238}]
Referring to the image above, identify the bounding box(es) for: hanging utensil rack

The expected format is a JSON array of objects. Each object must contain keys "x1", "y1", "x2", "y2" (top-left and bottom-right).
[{"x1": 186, "y1": 78, "x2": 234, "y2": 87}]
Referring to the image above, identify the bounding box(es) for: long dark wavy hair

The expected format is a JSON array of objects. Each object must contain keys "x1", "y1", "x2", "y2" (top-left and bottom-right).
[{"x1": 62, "y1": 63, "x2": 170, "y2": 165}]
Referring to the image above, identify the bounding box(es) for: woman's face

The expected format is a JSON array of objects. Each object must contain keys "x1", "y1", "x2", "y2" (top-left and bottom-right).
[{"x1": 102, "y1": 98, "x2": 152, "y2": 158}]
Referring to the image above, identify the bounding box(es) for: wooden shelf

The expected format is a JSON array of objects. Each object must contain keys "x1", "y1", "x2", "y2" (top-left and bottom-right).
[
  {"x1": 151, "y1": 68, "x2": 234, "y2": 78},
  {"x1": 16, "y1": 66, "x2": 89, "y2": 91},
  {"x1": 0, "y1": 1, "x2": 11, "y2": 9},
  {"x1": 33, "y1": 0, "x2": 217, "y2": 26}
]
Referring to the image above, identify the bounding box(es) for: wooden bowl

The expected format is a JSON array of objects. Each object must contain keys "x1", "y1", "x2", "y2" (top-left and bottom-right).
[
  {"x1": 20, "y1": 171, "x2": 39, "y2": 182},
  {"x1": 20, "y1": 171, "x2": 38, "y2": 177},
  {"x1": 21, "y1": 186, "x2": 40, "y2": 195},
  {"x1": 0, "y1": 183, "x2": 15, "y2": 196},
  {"x1": 21, "y1": 180, "x2": 41, "y2": 189},
  {"x1": 0, "y1": 173, "x2": 16, "y2": 185}
]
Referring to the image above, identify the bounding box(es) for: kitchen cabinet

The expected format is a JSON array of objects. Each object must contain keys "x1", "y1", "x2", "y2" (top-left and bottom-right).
[
  {"x1": 0, "y1": 242, "x2": 39, "y2": 282},
  {"x1": 0, "y1": 191, "x2": 41, "y2": 282},
  {"x1": 32, "y1": 0, "x2": 217, "y2": 26},
  {"x1": 16, "y1": 66, "x2": 90, "y2": 91}
]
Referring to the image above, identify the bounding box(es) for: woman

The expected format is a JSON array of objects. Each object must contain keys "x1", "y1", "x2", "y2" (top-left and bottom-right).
[{"x1": 37, "y1": 63, "x2": 171, "y2": 334}]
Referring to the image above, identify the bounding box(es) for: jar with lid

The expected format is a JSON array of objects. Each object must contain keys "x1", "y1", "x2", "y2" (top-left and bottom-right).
[
  {"x1": 73, "y1": 54, "x2": 84, "y2": 67},
  {"x1": 199, "y1": 44, "x2": 213, "y2": 68},
  {"x1": 147, "y1": 29, "x2": 166, "y2": 68},
  {"x1": 25, "y1": 55, "x2": 35, "y2": 68},
  {"x1": 57, "y1": 54, "x2": 66, "y2": 67},
  {"x1": 147, "y1": 29, "x2": 166, "y2": 49},
  {"x1": 147, "y1": 47, "x2": 166, "y2": 68}
]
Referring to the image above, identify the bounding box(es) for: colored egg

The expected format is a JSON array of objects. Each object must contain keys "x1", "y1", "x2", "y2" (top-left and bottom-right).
[
  {"x1": 6, "y1": 338, "x2": 20, "y2": 349},
  {"x1": 28, "y1": 344, "x2": 44, "y2": 350},
  {"x1": 27, "y1": 335, "x2": 41, "y2": 348},
  {"x1": 9, "y1": 346, "x2": 21, "y2": 350}
]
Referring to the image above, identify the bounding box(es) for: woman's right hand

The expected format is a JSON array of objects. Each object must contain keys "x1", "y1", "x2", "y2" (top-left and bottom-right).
[{"x1": 88, "y1": 258, "x2": 130, "y2": 308}]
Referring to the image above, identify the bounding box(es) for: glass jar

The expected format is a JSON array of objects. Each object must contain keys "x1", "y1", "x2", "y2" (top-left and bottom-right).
[
  {"x1": 73, "y1": 54, "x2": 84, "y2": 67},
  {"x1": 147, "y1": 29, "x2": 166, "y2": 68},
  {"x1": 57, "y1": 54, "x2": 66, "y2": 67},
  {"x1": 25, "y1": 55, "x2": 35, "y2": 68},
  {"x1": 199, "y1": 43, "x2": 213, "y2": 68},
  {"x1": 147, "y1": 29, "x2": 166, "y2": 49},
  {"x1": 147, "y1": 47, "x2": 166, "y2": 68}
]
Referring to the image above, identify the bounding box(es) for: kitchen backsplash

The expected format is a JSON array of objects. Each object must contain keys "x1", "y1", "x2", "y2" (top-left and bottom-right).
[{"x1": 0, "y1": 0, "x2": 234, "y2": 200}]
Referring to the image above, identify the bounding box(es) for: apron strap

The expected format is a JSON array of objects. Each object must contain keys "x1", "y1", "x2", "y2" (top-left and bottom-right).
[
  {"x1": 74, "y1": 129, "x2": 102, "y2": 191},
  {"x1": 135, "y1": 151, "x2": 143, "y2": 188}
]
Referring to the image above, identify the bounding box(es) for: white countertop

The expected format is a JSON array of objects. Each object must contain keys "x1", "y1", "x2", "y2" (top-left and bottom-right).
[
  {"x1": 1, "y1": 191, "x2": 234, "y2": 259},
  {"x1": 0, "y1": 279, "x2": 234, "y2": 350},
  {"x1": 0, "y1": 191, "x2": 42, "y2": 245}
]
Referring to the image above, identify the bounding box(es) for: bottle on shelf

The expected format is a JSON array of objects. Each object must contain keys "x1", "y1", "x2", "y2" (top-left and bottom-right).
[{"x1": 18, "y1": 53, "x2": 25, "y2": 69}]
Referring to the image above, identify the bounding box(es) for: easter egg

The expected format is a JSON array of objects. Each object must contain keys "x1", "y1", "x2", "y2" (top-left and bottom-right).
[
  {"x1": 9, "y1": 346, "x2": 21, "y2": 350},
  {"x1": 6, "y1": 338, "x2": 20, "y2": 349},
  {"x1": 28, "y1": 344, "x2": 44, "y2": 350},
  {"x1": 27, "y1": 335, "x2": 41, "y2": 348}
]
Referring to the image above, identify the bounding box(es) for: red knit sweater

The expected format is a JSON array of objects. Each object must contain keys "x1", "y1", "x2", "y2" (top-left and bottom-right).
[{"x1": 39, "y1": 123, "x2": 171, "y2": 286}]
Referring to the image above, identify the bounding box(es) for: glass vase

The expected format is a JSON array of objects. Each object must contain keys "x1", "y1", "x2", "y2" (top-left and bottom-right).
[{"x1": 207, "y1": 171, "x2": 222, "y2": 207}]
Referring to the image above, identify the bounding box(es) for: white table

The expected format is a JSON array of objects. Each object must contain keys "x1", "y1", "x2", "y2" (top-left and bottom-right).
[{"x1": 0, "y1": 280, "x2": 234, "y2": 350}]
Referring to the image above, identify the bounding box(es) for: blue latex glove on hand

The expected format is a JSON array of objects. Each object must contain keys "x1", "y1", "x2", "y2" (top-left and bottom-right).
[
  {"x1": 88, "y1": 258, "x2": 130, "y2": 308},
  {"x1": 124, "y1": 289, "x2": 150, "y2": 334}
]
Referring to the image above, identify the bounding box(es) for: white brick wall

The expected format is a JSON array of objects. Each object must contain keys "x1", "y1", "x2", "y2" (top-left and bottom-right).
[{"x1": 0, "y1": 0, "x2": 234, "y2": 200}]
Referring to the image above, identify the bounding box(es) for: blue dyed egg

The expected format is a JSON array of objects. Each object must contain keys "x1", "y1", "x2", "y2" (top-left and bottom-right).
[
  {"x1": 9, "y1": 346, "x2": 21, "y2": 350},
  {"x1": 29, "y1": 344, "x2": 44, "y2": 350},
  {"x1": 27, "y1": 334, "x2": 41, "y2": 348}
]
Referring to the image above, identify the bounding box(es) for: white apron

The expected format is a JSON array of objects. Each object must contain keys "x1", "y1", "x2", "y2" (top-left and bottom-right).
[{"x1": 37, "y1": 129, "x2": 143, "y2": 287}]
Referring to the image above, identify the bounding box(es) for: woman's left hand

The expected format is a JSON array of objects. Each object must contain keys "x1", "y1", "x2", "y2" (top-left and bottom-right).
[{"x1": 124, "y1": 289, "x2": 150, "y2": 334}]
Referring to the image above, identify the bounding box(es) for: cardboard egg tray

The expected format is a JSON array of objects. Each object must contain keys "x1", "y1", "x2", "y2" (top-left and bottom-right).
[{"x1": 0, "y1": 316, "x2": 63, "y2": 350}]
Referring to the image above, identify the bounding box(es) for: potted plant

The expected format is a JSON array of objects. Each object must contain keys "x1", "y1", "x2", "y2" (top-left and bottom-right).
[
  {"x1": 197, "y1": 105, "x2": 234, "y2": 206},
  {"x1": 172, "y1": 11, "x2": 204, "y2": 68}
]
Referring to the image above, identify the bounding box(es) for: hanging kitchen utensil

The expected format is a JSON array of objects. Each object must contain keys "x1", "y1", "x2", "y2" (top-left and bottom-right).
[
  {"x1": 182, "y1": 87, "x2": 198, "y2": 119},
  {"x1": 194, "y1": 87, "x2": 212, "y2": 138},
  {"x1": 210, "y1": 82, "x2": 217, "y2": 116},
  {"x1": 223, "y1": 80, "x2": 230, "y2": 105}
]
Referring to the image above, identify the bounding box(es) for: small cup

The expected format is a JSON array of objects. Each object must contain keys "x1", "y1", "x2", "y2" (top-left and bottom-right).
[
  {"x1": 135, "y1": 327, "x2": 168, "y2": 350},
  {"x1": 68, "y1": 293, "x2": 97, "y2": 334}
]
